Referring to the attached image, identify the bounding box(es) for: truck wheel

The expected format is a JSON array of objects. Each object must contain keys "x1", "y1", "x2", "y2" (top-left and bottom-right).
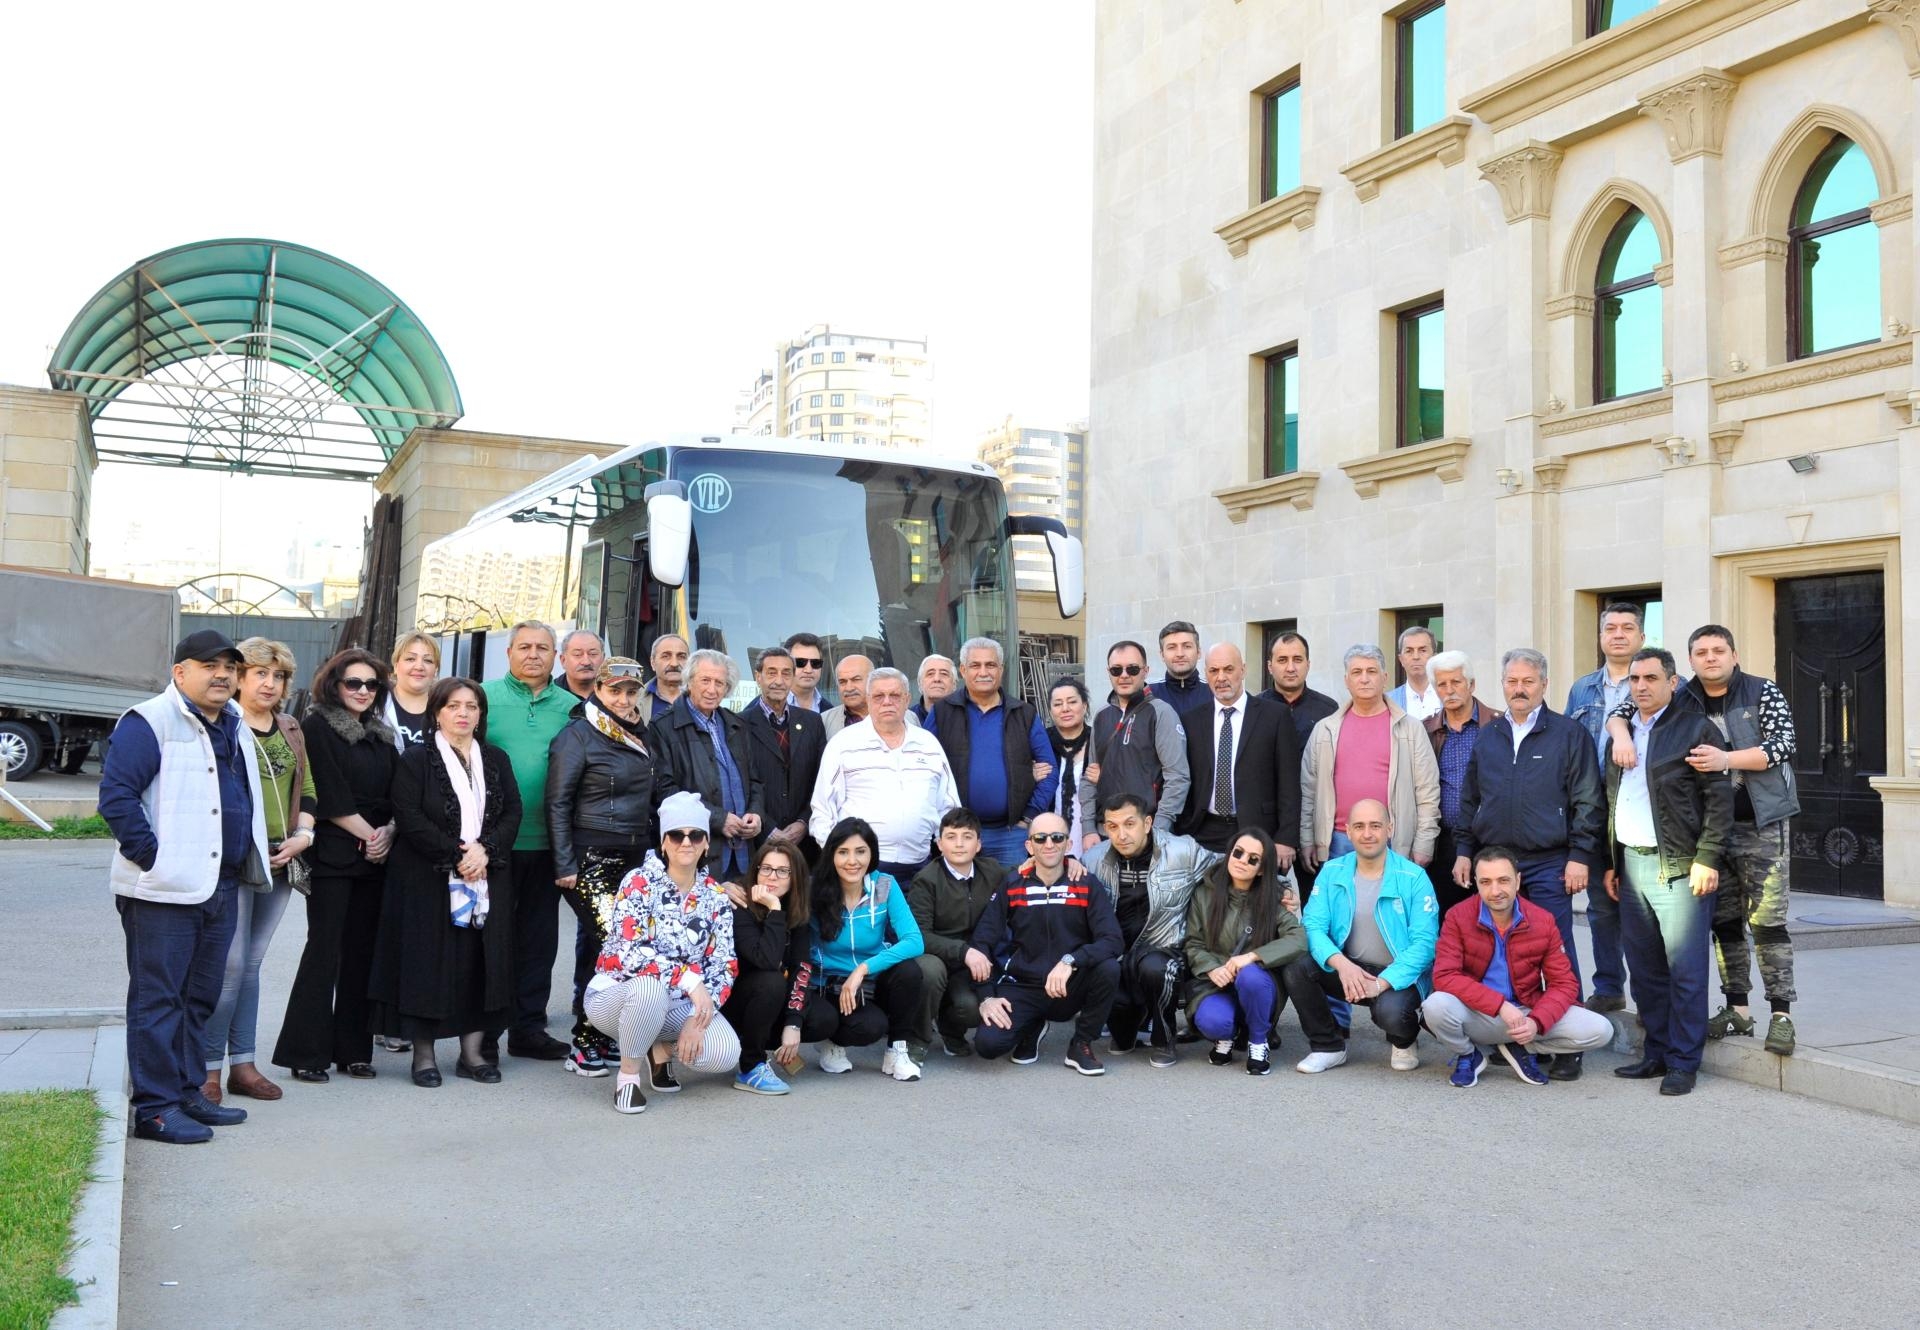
[
  {"x1": 0, "y1": 721, "x2": 44, "y2": 780},
  {"x1": 59, "y1": 742, "x2": 92, "y2": 775}
]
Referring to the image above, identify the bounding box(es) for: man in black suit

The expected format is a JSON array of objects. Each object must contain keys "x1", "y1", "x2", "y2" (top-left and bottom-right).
[
  {"x1": 1258, "y1": 630, "x2": 1340, "y2": 753},
  {"x1": 1177, "y1": 642, "x2": 1301, "y2": 872},
  {"x1": 650, "y1": 649, "x2": 765, "y2": 877},
  {"x1": 741, "y1": 646, "x2": 825, "y2": 858}
]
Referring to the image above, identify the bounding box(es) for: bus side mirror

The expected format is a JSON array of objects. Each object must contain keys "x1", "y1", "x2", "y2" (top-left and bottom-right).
[
  {"x1": 1047, "y1": 531, "x2": 1084, "y2": 618},
  {"x1": 645, "y1": 481, "x2": 692, "y2": 588}
]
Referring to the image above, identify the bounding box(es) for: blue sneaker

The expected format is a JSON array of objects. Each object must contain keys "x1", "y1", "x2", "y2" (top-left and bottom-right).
[
  {"x1": 733, "y1": 1061, "x2": 791, "y2": 1096},
  {"x1": 1448, "y1": 1048, "x2": 1485, "y2": 1089},
  {"x1": 1498, "y1": 1043, "x2": 1549, "y2": 1086}
]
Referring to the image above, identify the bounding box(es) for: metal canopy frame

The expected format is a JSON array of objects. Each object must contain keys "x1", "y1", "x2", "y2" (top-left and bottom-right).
[{"x1": 48, "y1": 239, "x2": 464, "y2": 481}]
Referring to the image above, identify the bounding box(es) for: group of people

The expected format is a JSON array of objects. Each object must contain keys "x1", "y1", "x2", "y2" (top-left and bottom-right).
[{"x1": 100, "y1": 605, "x2": 1799, "y2": 1140}]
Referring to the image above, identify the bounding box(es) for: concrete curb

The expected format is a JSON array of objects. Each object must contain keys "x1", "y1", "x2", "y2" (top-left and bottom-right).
[
  {"x1": 1702, "y1": 1035, "x2": 1920, "y2": 1127},
  {"x1": 52, "y1": 1024, "x2": 128, "y2": 1330},
  {"x1": 0, "y1": 1007, "x2": 124, "y2": 1030}
]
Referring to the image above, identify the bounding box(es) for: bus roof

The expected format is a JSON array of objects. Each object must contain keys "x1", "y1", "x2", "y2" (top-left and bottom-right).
[{"x1": 462, "y1": 432, "x2": 997, "y2": 531}]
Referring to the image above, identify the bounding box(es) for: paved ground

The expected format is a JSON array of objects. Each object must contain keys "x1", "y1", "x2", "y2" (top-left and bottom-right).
[{"x1": 7, "y1": 841, "x2": 1920, "y2": 1328}]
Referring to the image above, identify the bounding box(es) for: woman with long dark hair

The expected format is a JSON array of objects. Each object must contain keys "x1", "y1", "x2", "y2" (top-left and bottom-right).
[
  {"x1": 720, "y1": 839, "x2": 813, "y2": 1095},
  {"x1": 1045, "y1": 676, "x2": 1093, "y2": 851},
  {"x1": 273, "y1": 648, "x2": 397, "y2": 1082},
  {"x1": 367, "y1": 678, "x2": 522, "y2": 1086},
  {"x1": 1181, "y1": 828, "x2": 1305, "y2": 1076},
  {"x1": 804, "y1": 818, "x2": 925, "y2": 1082}
]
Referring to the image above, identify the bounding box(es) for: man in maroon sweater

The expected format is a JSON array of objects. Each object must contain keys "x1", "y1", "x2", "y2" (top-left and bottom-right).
[{"x1": 1422, "y1": 846, "x2": 1613, "y2": 1087}]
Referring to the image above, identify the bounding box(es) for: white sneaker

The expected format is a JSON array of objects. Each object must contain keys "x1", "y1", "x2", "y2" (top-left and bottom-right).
[
  {"x1": 1390, "y1": 1044, "x2": 1420, "y2": 1072},
  {"x1": 881, "y1": 1041, "x2": 922, "y2": 1082},
  {"x1": 1295, "y1": 1049, "x2": 1348, "y2": 1074},
  {"x1": 817, "y1": 1042, "x2": 852, "y2": 1074}
]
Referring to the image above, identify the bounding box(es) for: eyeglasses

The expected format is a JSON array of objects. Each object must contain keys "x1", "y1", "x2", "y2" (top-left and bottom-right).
[
  {"x1": 1229, "y1": 847, "x2": 1263, "y2": 866},
  {"x1": 1108, "y1": 663, "x2": 1144, "y2": 678},
  {"x1": 665, "y1": 828, "x2": 710, "y2": 845},
  {"x1": 759, "y1": 865, "x2": 792, "y2": 879},
  {"x1": 1029, "y1": 831, "x2": 1070, "y2": 845},
  {"x1": 792, "y1": 657, "x2": 823, "y2": 669},
  {"x1": 341, "y1": 678, "x2": 379, "y2": 692}
]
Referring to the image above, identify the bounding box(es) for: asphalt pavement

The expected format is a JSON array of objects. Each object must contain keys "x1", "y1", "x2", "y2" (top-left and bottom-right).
[{"x1": 6, "y1": 840, "x2": 1920, "y2": 1329}]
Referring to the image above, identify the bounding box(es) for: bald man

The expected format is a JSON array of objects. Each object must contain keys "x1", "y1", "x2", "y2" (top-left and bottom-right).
[
  {"x1": 1282, "y1": 798, "x2": 1439, "y2": 1074},
  {"x1": 1175, "y1": 643, "x2": 1300, "y2": 865},
  {"x1": 824, "y1": 654, "x2": 920, "y2": 739}
]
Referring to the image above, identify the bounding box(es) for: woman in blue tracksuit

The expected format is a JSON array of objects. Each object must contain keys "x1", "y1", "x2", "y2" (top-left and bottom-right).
[{"x1": 808, "y1": 818, "x2": 926, "y2": 1082}]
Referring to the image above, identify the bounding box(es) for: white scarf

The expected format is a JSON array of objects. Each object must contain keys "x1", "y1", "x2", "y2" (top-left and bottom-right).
[{"x1": 438, "y1": 733, "x2": 490, "y2": 927}]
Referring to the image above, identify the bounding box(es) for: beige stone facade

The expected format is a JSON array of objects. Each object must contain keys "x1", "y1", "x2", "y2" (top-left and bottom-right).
[
  {"x1": 734, "y1": 324, "x2": 934, "y2": 449},
  {"x1": 1091, "y1": 1, "x2": 1920, "y2": 902},
  {"x1": 0, "y1": 385, "x2": 94, "y2": 573}
]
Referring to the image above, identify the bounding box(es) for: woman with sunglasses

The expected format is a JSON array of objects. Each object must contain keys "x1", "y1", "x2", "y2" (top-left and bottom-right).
[
  {"x1": 546, "y1": 656, "x2": 663, "y2": 1077},
  {"x1": 583, "y1": 791, "x2": 741, "y2": 1115},
  {"x1": 1045, "y1": 677, "x2": 1094, "y2": 852},
  {"x1": 273, "y1": 649, "x2": 398, "y2": 1083},
  {"x1": 1181, "y1": 828, "x2": 1305, "y2": 1076},
  {"x1": 720, "y1": 840, "x2": 812, "y2": 1095},
  {"x1": 805, "y1": 818, "x2": 925, "y2": 1081},
  {"x1": 368, "y1": 679, "x2": 522, "y2": 1087}
]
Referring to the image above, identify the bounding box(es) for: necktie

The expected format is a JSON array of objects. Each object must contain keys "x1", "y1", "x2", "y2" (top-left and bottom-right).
[{"x1": 1215, "y1": 706, "x2": 1235, "y2": 817}]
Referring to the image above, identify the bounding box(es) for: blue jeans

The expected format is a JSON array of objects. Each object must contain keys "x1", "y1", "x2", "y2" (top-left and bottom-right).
[
  {"x1": 1322, "y1": 831, "x2": 1356, "y2": 1028},
  {"x1": 1619, "y1": 847, "x2": 1715, "y2": 1073},
  {"x1": 204, "y1": 874, "x2": 294, "y2": 1069},
  {"x1": 1192, "y1": 963, "x2": 1282, "y2": 1045},
  {"x1": 1586, "y1": 874, "x2": 1627, "y2": 998},
  {"x1": 1328, "y1": 830, "x2": 1355, "y2": 859},
  {"x1": 1517, "y1": 853, "x2": 1584, "y2": 1002},
  {"x1": 976, "y1": 823, "x2": 1029, "y2": 868},
  {"x1": 119, "y1": 880, "x2": 238, "y2": 1115}
]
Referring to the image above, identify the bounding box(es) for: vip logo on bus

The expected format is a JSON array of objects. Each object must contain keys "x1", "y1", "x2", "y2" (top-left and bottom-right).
[{"x1": 688, "y1": 473, "x2": 733, "y2": 514}]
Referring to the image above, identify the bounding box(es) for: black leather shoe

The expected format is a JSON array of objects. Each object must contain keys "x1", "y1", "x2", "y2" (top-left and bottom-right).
[
  {"x1": 1614, "y1": 1056, "x2": 1669, "y2": 1079},
  {"x1": 507, "y1": 1033, "x2": 569, "y2": 1061},
  {"x1": 181, "y1": 1091, "x2": 247, "y2": 1126},
  {"x1": 412, "y1": 1065, "x2": 442, "y2": 1088},
  {"x1": 342, "y1": 1062, "x2": 376, "y2": 1079},
  {"x1": 133, "y1": 1111, "x2": 213, "y2": 1144},
  {"x1": 1659, "y1": 1069, "x2": 1697, "y2": 1096},
  {"x1": 291, "y1": 1068, "x2": 329, "y2": 1083},
  {"x1": 1547, "y1": 1051, "x2": 1584, "y2": 1082},
  {"x1": 457, "y1": 1059, "x2": 503, "y2": 1084}
]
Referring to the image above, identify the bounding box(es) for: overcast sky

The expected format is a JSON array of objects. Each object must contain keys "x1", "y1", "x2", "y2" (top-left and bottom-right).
[{"x1": 0, "y1": 2, "x2": 1092, "y2": 578}]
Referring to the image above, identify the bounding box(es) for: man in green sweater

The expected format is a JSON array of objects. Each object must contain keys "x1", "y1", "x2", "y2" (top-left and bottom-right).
[{"x1": 482, "y1": 620, "x2": 577, "y2": 1060}]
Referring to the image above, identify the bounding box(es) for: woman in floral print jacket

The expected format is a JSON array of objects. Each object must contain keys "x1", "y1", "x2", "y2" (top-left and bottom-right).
[{"x1": 583, "y1": 792, "x2": 741, "y2": 1115}]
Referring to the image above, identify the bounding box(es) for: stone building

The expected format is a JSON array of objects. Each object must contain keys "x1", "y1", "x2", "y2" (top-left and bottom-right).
[
  {"x1": 734, "y1": 323, "x2": 934, "y2": 449},
  {"x1": 1090, "y1": 0, "x2": 1920, "y2": 903}
]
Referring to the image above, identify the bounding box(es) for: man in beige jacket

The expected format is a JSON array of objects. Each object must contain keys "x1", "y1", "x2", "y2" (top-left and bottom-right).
[{"x1": 1300, "y1": 644, "x2": 1440, "y2": 871}]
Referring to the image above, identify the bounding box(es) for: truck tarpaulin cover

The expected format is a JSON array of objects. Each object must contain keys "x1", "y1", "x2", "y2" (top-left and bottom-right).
[{"x1": 0, "y1": 566, "x2": 177, "y2": 693}]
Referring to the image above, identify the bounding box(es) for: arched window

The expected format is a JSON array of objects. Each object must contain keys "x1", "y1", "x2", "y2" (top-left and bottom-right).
[
  {"x1": 1789, "y1": 136, "x2": 1880, "y2": 359},
  {"x1": 1595, "y1": 207, "x2": 1662, "y2": 400}
]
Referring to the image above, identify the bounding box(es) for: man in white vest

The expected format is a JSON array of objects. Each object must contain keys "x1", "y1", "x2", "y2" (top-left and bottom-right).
[{"x1": 99, "y1": 630, "x2": 270, "y2": 1144}]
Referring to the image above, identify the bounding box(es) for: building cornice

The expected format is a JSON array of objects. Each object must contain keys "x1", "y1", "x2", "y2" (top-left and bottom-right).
[
  {"x1": 1214, "y1": 186, "x2": 1323, "y2": 257},
  {"x1": 1711, "y1": 339, "x2": 1914, "y2": 403},
  {"x1": 1545, "y1": 293, "x2": 1597, "y2": 321},
  {"x1": 1340, "y1": 437, "x2": 1471, "y2": 497},
  {"x1": 1718, "y1": 236, "x2": 1787, "y2": 269},
  {"x1": 1212, "y1": 471, "x2": 1321, "y2": 522},
  {"x1": 1479, "y1": 140, "x2": 1563, "y2": 223},
  {"x1": 1636, "y1": 68, "x2": 1740, "y2": 162},
  {"x1": 1341, "y1": 117, "x2": 1471, "y2": 203},
  {"x1": 1458, "y1": 0, "x2": 1794, "y2": 133},
  {"x1": 1872, "y1": 192, "x2": 1914, "y2": 225},
  {"x1": 1538, "y1": 391, "x2": 1672, "y2": 438}
]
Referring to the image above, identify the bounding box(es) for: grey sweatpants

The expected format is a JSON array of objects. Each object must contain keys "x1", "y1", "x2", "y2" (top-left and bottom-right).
[
  {"x1": 1420, "y1": 991, "x2": 1614, "y2": 1057},
  {"x1": 583, "y1": 976, "x2": 741, "y2": 1073}
]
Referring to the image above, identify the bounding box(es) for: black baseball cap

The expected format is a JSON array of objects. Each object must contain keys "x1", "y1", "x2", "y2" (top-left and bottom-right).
[{"x1": 174, "y1": 629, "x2": 243, "y2": 665}]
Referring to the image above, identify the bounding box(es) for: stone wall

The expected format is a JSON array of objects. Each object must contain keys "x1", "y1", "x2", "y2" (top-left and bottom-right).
[{"x1": 0, "y1": 386, "x2": 94, "y2": 573}]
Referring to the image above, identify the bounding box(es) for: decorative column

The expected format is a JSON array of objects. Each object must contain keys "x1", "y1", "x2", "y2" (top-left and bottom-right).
[
  {"x1": 1479, "y1": 140, "x2": 1563, "y2": 654},
  {"x1": 1637, "y1": 68, "x2": 1738, "y2": 637}
]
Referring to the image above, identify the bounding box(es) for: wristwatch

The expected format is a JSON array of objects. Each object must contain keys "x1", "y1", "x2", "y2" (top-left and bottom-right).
[{"x1": 1061, "y1": 954, "x2": 1076, "y2": 969}]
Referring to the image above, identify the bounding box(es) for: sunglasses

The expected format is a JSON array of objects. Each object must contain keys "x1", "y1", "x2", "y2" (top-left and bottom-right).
[
  {"x1": 1107, "y1": 663, "x2": 1144, "y2": 678},
  {"x1": 1229, "y1": 847, "x2": 1263, "y2": 866},
  {"x1": 792, "y1": 657, "x2": 823, "y2": 669},
  {"x1": 1029, "y1": 831, "x2": 1070, "y2": 845},
  {"x1": 341, "y1": 678, "x2": 380, "y2": 692},
  {"x1": 665, "y1": 828, "x2": 710, "y2": 845}
]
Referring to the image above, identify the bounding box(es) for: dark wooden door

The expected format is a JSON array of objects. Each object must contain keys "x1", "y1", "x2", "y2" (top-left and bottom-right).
[{"x1": 1775, "y1": 572, "x2": 1886, "y2": 897}]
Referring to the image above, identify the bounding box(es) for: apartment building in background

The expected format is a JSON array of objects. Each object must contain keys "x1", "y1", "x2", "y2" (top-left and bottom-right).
[
  {"x1": 734, "y1": 324, "x2": 934, "y2": 449},
  {"x1": 1090, "y1": 0, "x2": 1920, "y2": 904}
]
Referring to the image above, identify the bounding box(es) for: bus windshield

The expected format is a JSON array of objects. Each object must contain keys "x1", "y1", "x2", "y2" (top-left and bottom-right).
[{"x1": 660, "y1": 448, "x2": 1015, "y2": 696}]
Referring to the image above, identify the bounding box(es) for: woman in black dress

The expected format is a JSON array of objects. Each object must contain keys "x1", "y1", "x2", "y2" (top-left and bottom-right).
[
  {"x1": 273, "y1": 648, "x2": 398, "y2": 1082},
  {"x1": 369, "y1": 678, "x2": 522, "y2": 1086}
]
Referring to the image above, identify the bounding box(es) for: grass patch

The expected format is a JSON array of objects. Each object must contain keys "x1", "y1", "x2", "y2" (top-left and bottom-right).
[
  {"x1": 0, "y1": 815, "x2": 113, "y2": 841},
  {"x1": 0, "y1": 1088, "x2": 104, "y2": 1330}
]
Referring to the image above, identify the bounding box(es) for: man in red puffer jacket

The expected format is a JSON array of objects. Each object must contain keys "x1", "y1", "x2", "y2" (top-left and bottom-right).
[{"x1": 1422, "y1": 846, "x2": 1615, "y2": 1088}]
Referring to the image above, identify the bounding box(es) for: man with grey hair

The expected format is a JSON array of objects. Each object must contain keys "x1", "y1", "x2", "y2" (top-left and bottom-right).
[
  {"x1": 915, "y1": 653, "x2": 957, "y2": 722},
  {"x1": 1387, "y1": 625, "x2": 1442, "y2": 721},
  {"x1": 928, "y1": 636, "x2": 1057, "y2": 864},
  {"x1": 557, "y1": 629, "x2": 606, "y2": 703},
  {"x1": 644, "y1": 633, "x2": 690, "y2": 721},
  {"x1": 1452, "y1": 646, "x2": 1606, "y2": 1080},
  {"x1": 1424, "y1": 649, "x2": 1498, "y2": 916},
  {"x1": 812, "y1": 665, "x2": 959, "y2": 881},
  {"x1": 483, "y1": 619, "x2": 576, "y2": 1060},
  {"x1": 651, "y1": 648, "x2": 763, "y2": 876},
  {"x1": 824, "y1": 653, "x2": 921, "y2": 739},
  {"x1": 1301, "y1": 644, "x2": 1439, "y2": 872}
]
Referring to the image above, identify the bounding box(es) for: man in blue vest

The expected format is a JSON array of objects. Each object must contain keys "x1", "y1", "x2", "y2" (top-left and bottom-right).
[{"x1": 928, "y1": 637, "x2": 1056, "y2": 865}]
